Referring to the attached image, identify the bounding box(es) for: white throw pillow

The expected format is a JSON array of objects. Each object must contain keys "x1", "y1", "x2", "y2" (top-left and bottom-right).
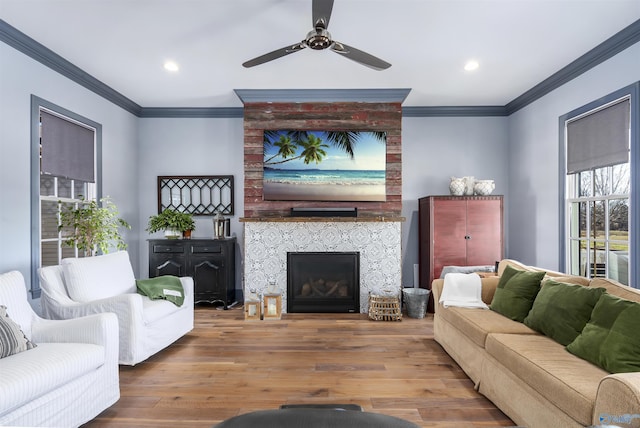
[
  {"x1": 0, "y1": 305, "x2": 37, "y2": 358},
  {"x1": 62, "y1": 251, "x2": 136, "y2": 303}
]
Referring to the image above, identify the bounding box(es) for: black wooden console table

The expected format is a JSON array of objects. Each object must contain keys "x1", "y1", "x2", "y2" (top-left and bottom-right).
[{"x1": 148, "y1": 238, "x2": 236, "y2": 308}]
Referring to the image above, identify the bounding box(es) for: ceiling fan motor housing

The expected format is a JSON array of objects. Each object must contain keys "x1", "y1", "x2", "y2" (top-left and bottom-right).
[{"x1": 306, "y1": 28, "x2": 332, "y2": 50}]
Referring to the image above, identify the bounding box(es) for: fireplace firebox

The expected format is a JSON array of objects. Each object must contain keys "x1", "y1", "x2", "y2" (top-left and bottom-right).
[{"x1": 287, "y1": 252, "x2": 360, "y2": 313}]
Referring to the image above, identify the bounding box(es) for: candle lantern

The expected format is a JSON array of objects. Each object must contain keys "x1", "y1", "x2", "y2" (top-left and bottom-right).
[
  {"x1": 213, "y1": 211, "x2": 226, "y2": 239},
  {"x1": 244, "y1": 288, "x2": 261, "y2": 321},
  {"x1": 263, "y1": 280, "x2": 282, "y2": 320}
]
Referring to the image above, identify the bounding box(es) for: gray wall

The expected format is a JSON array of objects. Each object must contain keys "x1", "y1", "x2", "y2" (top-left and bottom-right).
[
  {"x1": 0, "y1": 43, "x2": 140, "y2": 297},
  {"x1": 507, "y1": 42, "x2": 640, "y2": 271},
  {"x1": 137, "y1": 118, "x2": 245, "y2": 290},
  {"x1": 137, "y1": 115, "x2": 510, "y2": 292},
  {"x1": 1, "y1": 37, "x2": 639, "y2": 309},
  {"x1": 401, "y1": 116, "x2": 509, "y2": 286}
]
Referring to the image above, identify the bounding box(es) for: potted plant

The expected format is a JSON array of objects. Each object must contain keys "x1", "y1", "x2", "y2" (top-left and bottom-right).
[
  {"x1": 146, "y1": 209, "x2": 195, "y2": 239},
  {"x1": 58, "y1": 197, "x2": 131, "y2": 256}
]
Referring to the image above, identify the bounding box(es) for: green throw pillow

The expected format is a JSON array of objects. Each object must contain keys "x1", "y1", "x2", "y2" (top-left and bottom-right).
[
  {"x1": 136, "y1": 276, "x2": 185, "y2": 306},
  {"x1": 567, "y1": 293, "x2": 640, "y2": 373},
  {"x1": 490, "y1": 265, "x2": 546, "y2": 322},
  {"x1": 523, "y1": 280, "x2": 606, "y2": 346}
]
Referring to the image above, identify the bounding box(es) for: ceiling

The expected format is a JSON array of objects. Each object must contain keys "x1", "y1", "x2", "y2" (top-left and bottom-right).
[{"x1": 1, "y1": 0, "x2": 639, "y2": 109}]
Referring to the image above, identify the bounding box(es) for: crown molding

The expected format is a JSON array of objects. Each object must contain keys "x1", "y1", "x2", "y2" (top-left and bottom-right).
[
  {"x1": 234, "y1": 88, "x2": 412, "y2": 104},
  {"x1": 0, "y1": 19, "x2": 142, "y2": 116},
  {"x1": 141, "y1": 104, "x2": 502, "y2": 118},
  {"x1": 139, "y1": 107, "x2": 244, "y2": 118},
  {"x1": 402, "y1": 106, "x2": 508, "y2": 117},
  {"x1": 2, "y1": 18, "x2": 639, "y2": 118},
  {"x1": 506, "y1": 18, "x2": 640, "y2": 114}
]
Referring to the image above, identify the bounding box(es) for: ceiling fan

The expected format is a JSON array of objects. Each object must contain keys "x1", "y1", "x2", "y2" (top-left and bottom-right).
[{"x1": 242, "y1": 0, "x2": 391, "y2": 70}]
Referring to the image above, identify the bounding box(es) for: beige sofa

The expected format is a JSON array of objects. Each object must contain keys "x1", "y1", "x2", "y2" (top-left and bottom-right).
[{"x1": 431, "y1": 259, "x2": 640, "y2": 428}]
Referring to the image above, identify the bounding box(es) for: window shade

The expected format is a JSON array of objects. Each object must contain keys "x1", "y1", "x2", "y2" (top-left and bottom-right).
[
  {"x1": 566, "y1": 98, "x2": 630, "y2": 174},
  {"x1": 41, "y1": 110, "x2": 95, "y2": 183}
]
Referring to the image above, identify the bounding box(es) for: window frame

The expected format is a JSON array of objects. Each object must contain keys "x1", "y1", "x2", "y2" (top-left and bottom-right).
[
  {"x1": 566, "y1": 166, "x2": 630, "y2": 282},
  {"x1": 558, "y1": 82, "x2": 639, "y2": 288},
  {"x1": 30, "y1": 96, "x2": 102, "y2": 298}
]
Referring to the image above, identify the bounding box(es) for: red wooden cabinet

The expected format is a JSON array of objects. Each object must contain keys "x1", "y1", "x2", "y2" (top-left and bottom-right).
[{"x1": 418, "y1": 195, "x2": 503, "y2": 311}]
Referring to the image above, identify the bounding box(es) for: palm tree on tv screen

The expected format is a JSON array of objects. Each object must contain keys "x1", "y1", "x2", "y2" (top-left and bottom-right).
[
  {"x1": 264, "y1": 135, "x2": 296, "y2": 164},
  {"x1": 264, "y1": 133, "x2": 329, "y2": 165},
  {"x1": 263, "y1": 130, "x2": 385, "y2": 166},
  {"x1": 299, "y1": 134, "x2": 329, "y2": 164}
]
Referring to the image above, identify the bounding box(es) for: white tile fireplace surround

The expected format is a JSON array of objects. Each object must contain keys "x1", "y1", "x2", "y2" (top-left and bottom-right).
[{"x1": 242, "y1": 218, "x2": 404, "y2": 313}]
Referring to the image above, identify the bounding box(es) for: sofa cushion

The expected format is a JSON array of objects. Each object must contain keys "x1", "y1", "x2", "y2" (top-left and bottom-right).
[
  {"x1": 567, "y1": 293, "x2": 640, "y2": 373},
  {"x1": 0, "y1": 342, "x2": 103, "y2": 414},
  {"x1": 544, "y1": 275, "x2": 591, "y2": 287},
  {"x1": 490, "y1": 265, "x2": 545, "y2": 322},
  {"x1": 438, "y1": 306, "x2": 537, "y2": 348},
  {"x1": 485, "y1": 333, "x2": 607, "y2": 426},
  {"x1": 141, "y1": 296, "x2": 184, "y2": 325},
  {"x1": 589, "y1": 278, "x2": 640, "y2": 302},
  {"x1": 524, "y1": 280, "x2": 606, "y2": 346},
  {"x1": 62, "y1": 251, "x2": 136, "y2": 303},
  {"x1": 0, "y1": 305, "x2": 36, "y2": 358}
]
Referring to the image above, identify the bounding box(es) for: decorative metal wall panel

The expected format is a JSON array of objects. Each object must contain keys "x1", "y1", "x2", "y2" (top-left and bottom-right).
[{"x1": 158, "y1": 175, "x2": 234, "y2": 215}]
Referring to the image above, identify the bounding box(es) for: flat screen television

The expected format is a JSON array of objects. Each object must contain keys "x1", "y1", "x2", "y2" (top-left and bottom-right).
[{"x1": 263, "y1": 130, "x2": 387, "y2": 202}]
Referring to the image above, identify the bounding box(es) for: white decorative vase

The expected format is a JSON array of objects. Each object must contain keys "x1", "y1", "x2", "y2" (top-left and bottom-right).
[
  {"x1": 463, "y1": 176, "x2": 475, "y2": 195},
  {"x1": 473, "y1": 180, "x2": 495, "y2": 195},
  {"x1": 449, "y1": 177, "x2": 465, "y2": 196}
]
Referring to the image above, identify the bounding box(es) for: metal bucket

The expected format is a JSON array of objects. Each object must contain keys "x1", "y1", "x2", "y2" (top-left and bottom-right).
[{"x1": 402, "y1": 288, "x2": 431, "y2": 319}]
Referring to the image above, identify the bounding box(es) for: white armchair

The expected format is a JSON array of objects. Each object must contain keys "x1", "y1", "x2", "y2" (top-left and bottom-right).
[
  {"x1": 0, "y1": 270, "x2": 119, "y2": 427},
  {"x1": 38, "y1": 251, "x2": 194, "y2": 365}
]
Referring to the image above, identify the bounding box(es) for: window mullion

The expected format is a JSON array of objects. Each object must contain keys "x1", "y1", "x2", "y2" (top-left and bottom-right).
[{"x1": 586, "y1": 200, "x2": 591, "y2": 279}]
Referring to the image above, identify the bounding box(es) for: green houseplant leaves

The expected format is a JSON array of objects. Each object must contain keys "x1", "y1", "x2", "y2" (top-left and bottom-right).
[
  {"x1": 58, "y1": 197, "x2": 131, "y2": 256},
  {"x1": 146, "y1": 209, "x2": 195, "y2": 237}
]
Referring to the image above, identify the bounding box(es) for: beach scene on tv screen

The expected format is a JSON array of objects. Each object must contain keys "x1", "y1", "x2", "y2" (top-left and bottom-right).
[{"x1": 263, "y1": 130, "x2": 387, "y2": 202}]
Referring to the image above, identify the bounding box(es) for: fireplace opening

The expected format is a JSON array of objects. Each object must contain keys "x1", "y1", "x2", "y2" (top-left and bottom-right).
[{"x1": 287, "y1": 252, "x2": 360, "y2": 313}]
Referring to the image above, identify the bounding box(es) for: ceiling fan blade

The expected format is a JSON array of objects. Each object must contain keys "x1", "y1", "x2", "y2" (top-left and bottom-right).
[
  {"x1": 312, "y1": 0, "x2": 334, "y2": 29},
  {"x1": 330, "y1": 42, "x2": 391, "y2": 70},
  {"x1": 242, "y1": 43, "x2": 306, "y2": 68}
]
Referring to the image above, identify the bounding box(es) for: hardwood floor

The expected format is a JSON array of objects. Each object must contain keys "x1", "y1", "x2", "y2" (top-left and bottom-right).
[{"x1": 84, "y1": 306, "x2": 514, "y2": 428}]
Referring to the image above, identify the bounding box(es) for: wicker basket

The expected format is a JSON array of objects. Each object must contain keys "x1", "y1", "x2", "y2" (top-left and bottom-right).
[{"x1": 368, "y1": 293, "x2": 402, "y2": 321}]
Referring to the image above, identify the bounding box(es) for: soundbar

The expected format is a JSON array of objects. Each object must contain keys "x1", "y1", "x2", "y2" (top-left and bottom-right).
[{"x1": 290, "y1": 207, "x2": 358, "y2": 217}]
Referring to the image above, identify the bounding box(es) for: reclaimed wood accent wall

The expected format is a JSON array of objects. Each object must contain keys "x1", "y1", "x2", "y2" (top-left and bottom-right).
[{"x1": 243, "y1": 102, "x2": 402, "y2": 217}]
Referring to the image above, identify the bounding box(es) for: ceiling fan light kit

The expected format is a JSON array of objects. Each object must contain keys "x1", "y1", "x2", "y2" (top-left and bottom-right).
[{"x1": 242, "y1": 0, "x2": 391, "y2": 71}]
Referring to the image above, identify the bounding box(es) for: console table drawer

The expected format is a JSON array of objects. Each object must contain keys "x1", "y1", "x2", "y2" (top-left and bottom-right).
[
  {"x1": 192, "y1": 244, "x2": 222, "y2": 254},
  {"x1": 153, "y1": 244, "x2": 185, "y2": 253}
]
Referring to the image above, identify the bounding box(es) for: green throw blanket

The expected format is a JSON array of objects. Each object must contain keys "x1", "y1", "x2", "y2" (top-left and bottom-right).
[{"x1": 136, "y1": 276, "x2": 185, "y2": 306}]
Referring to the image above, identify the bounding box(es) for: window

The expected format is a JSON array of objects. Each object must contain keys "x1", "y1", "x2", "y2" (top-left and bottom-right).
[
  {"x1": 566, "y1": 164, "x2": 630, "y2": 284},
  {"x1": 560, "y1": 83, "x2": 639, "y2": 288},
  {"x1": 30, "y1": 96, "x2": 101, "y2": 297}
]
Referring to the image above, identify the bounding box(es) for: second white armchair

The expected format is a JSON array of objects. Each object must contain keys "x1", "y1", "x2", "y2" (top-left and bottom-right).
[{"x1": 38, "y1": 251, "x2": 194, "y2": 365}]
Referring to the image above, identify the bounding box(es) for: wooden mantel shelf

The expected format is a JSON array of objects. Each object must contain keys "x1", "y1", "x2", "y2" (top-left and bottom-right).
[{"x1": 240, "y1": 216, "x2": 405, "y2": 223}]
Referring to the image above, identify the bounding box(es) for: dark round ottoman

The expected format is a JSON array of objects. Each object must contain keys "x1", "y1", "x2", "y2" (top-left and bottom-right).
[{"x1": 214, "y1": 408, "x2": 421, "y2": 428}]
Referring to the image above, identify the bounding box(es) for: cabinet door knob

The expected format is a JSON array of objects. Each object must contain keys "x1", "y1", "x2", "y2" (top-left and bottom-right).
[{"x1": 465, "y1": 235, "x2": 471, "y2": 240}]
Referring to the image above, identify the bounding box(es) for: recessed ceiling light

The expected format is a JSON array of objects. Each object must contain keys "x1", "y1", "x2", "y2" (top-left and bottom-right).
[
  {"x1": 464, "y1": 60, "x2": 479, "y2": 71},
  {"x1": 164, "y1": 61, "x2": 180, "y2": 72}
]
